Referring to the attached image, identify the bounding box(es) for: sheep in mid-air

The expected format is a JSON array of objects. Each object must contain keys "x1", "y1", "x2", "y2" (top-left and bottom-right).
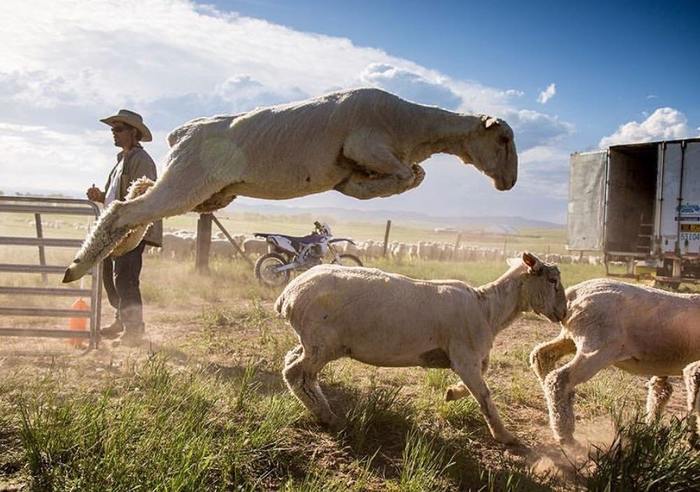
[{"x1": 63, "y1": 87, "x2": 517, "y2": 282}]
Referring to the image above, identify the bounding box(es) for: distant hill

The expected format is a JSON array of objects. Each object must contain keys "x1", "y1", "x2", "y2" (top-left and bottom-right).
[{"x1": 227, "y1": 202, "x2": 563, "y2": 231}]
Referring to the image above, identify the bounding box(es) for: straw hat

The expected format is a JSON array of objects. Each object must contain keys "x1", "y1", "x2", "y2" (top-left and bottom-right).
[{"x1": 100, "y1": 109, "x2": 152, "y2": 142}]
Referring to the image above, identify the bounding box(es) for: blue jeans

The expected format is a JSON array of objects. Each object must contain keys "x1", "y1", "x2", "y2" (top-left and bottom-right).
[{"x1": 102, "y1": 241, "x2": 146, "y2": 330}]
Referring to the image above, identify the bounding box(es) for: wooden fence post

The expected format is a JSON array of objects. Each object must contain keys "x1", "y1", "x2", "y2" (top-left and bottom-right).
[
  {"x1": 383, "y1": 220, "x2": 392, "y2": 257},
  {"x1": 195, "y1": 213, "x2": 213, "y2": 273},
  {"x1": 34, "y1": 213, "x2": 47, "y2": 284}
]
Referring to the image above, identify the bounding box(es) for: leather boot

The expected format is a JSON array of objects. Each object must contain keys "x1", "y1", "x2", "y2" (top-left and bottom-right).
[
  {"x1": 116, "y1": 323, "x2": 145, "y2": 347},
  {"x1": 100, "y1": 319, "x2": 124, "y2": 339}
]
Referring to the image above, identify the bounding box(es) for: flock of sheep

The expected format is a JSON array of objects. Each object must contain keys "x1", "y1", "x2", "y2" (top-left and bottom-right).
[
  {"x1": 275, "y1": 253, "x2": 700, "y2": 448},
  {"x1": 146, "y1": 228, "x2": 700, "y2": 448},
  {"x1": 153, "y1": 228, "x2": 602, "y2": 266},
  {"x1": 150, "y1": 227, "x2": 700, "y2": 450}
]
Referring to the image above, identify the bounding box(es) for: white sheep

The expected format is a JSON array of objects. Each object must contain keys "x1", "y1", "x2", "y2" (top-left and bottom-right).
[
  {"x1": 210, "y1": 238, "x2": 236, "y2": 259},
  {"x1": 63, "y1": 87, "x2": 517, "y2": 282},
  {"x1": 275, "y1": 252, "x2": 566, "y2": 444},
  {"x1": 242, "y1": 237, "x2": 269, "y2": 257},
  {"x1": 161, "y1": 232, "x2": 195, "y2": 259},
  {"x1": 530, "y1": 279, "x2": 700, "y2": 445}
]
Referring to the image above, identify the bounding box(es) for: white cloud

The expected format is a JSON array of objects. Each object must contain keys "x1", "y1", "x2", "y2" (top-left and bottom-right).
[
  {"x1": 0, "y1": 0, "x2": 576, "y2": 219},
  {"x1": 360, "y1": 63, "x2": 462, "y2": 109},
  {"x1": 599, "y1": 107, "x2": 697, "y2": 148},
  {"x1": 537, "y1": 83, "x2": 556, "y2": 104},
  {"x1": 517, "y1": 145, "x2": 570, "y2": 199}
]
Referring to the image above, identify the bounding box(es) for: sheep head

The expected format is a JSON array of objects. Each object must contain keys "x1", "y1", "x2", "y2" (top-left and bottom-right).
[
  {"x1": 520, "y1": 252, "x2": 567, "y2": 322},
  {"x1": 462, "y1": 116, "x2": 517, "y2": 191}
]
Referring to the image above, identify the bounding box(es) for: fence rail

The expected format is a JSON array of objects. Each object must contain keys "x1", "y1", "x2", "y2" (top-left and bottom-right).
[{"x1": 0, "y1": 196, "x2": 102, "y2": 348}]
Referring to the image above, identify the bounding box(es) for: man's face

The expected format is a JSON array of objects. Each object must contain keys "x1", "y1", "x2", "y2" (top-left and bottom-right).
[{"x1": 111, "y1": 124, "x2": 136, "y2": 148}]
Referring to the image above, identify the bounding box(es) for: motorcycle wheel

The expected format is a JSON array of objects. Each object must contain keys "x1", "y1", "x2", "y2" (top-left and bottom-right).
[
  {"x1": 331, "y1": 254, "x2": 363, "y2": 267},
  {"x1": 254, "y1": 253, "x2": 291, "y2": 287}
]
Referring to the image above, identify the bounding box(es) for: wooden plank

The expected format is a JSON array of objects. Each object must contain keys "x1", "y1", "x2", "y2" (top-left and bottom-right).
[{"x1": 195, "y1": 213, "x2": 213, "y2": 273}]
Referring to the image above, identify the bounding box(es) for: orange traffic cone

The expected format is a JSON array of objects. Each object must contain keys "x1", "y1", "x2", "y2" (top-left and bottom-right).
[{"x1": 67, "y1": 297, "x2": 89, "y2": 348}]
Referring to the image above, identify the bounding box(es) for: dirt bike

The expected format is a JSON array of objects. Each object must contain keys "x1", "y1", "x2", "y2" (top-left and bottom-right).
[{"x1": 253, "y1": 221, "x2": 362, "y2": 287}]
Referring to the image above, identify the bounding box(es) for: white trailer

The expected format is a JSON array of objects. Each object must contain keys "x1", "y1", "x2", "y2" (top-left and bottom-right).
[{"x1": 568, "y1": 137, "x2": 700, "y2": 287}]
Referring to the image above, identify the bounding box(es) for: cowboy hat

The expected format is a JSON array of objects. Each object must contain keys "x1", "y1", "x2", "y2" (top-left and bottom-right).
[{"x1": 100, "y1": 109, "x2": 152, "y2": 142}]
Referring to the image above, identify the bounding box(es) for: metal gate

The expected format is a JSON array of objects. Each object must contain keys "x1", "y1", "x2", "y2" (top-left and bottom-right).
[{"x1": 0, "y1": 196, "x2": 102, "y2": 348}]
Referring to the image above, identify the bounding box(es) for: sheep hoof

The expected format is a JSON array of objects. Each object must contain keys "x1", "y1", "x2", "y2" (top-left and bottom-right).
[
  {"x1": 62, "y1": 262, "x2": 83, "y2": 283},
  {"x1": 324, "y1": 414, "x2": 344, "y2": 432},
  {"x1": 496, "y1": 431, "x2": 520, "y2": 446},
  {"x1": 556, "y1": 435, "x2": 577, "y2": 448}
]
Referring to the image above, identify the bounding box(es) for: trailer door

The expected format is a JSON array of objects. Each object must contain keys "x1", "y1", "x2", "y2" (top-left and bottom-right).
[
  {"x1": 658, "y1": 143, "x2": 682, "y2": 253},
  {"x1": 678, "y1": 142, "x2": 700, "y2": 254},
  {"x1": 568, "y1": 151, "x2": 607, "y2": 251}
]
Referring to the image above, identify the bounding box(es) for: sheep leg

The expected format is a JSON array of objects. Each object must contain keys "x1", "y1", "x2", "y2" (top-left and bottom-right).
[
  {"x1": 335, "y1": 135, "x2": 424, "y2": 199},
  {"x1": 446, "y1": 356, "x2": 490, "y2": 401},
  {"x1": 544, "y1": 347, "x2": 618, "y2": 445},
  {"x1": 645, "y1": 376, "x2": 673, "y2": 424},
  {"x1": 63, "y1": 166, "x2": 234, "y2": 282},
  {"x1": 282, "y1": 346, "x2": 338, "y2": 427},
  {"x1": 335, "y1": 164, "x2": 425, "y2": 199},
  {"x1": 285, "y1": 344, "x2": 304, "y2": 364},
  {"x1": 683, "y1": 361, "x2": 700, "y2": 446},
  {"x1": 451, "y1": 360, "x2": 517, "y2": 444},
  {"x1": 530, "y1": 335, "x2": 576, "y2": 383}
]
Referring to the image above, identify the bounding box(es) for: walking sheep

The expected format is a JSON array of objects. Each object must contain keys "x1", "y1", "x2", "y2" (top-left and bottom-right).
[
  {"x1": 274, "y1": 252, "x2": 566, "y2": 444},
  {"x1": 63, "y1": 87, "x2": 517, "y2": 282},
  {"x1": 529, "y1": 279, "x2": 700, "y2": 445}
]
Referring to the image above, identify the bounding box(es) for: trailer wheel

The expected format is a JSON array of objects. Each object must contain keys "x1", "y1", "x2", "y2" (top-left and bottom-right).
[
  {"x1": 654, "y1": 277, "x2": 680, "y2": 290},
  {"x1": 655, "y1": 260, "x2": 680, "y2": 290}
]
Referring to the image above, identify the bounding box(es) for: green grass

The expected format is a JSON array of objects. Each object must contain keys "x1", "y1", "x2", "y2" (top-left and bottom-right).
[
  {"x1": 584, "y1": 414, "x2": 700, "y2": 491},
  {"x1": 14, "y1": 357, "x2": 305, "y2": 490},
  {"x1": 3, "y1": 213, "x2": 697, "y2": 490},
  {"x1": 398, "y1": 427, "x2": 455, "y2": 492}
]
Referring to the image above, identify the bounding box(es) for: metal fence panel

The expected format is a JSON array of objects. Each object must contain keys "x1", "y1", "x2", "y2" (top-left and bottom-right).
[{"x1": 0, "y1": 196, "x2": 102, "y2": 348}]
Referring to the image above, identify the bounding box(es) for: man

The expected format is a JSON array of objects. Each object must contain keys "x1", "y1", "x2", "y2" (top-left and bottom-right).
[{"x1": 86, "y1": 109, "x2": 162, "y2": 346}]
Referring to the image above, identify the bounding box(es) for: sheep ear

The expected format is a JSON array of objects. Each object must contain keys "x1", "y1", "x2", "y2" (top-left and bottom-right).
[
  {"x1": 481, "y1": 115, "x2": 500, "y2": 129},
  {"x1": 522, "y1": 252, "x2": 543, "y2": 272},
  {"x1": 506, "y1": 257, "x2": 520, "y2": 268}
]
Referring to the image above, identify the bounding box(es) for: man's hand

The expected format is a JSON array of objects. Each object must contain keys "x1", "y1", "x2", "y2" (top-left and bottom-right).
[{"x1": 87, "y1": 184, "x2": 105, "y2": 203}]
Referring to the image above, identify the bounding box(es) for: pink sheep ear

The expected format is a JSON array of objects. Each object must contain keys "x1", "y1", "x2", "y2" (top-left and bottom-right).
[{"x1": 522, "y1": 252, "x2": 543, "y2": 272}]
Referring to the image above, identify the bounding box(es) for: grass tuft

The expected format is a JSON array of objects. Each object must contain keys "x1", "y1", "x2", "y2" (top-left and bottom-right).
[
  {"x1": 584, "y1": 413, "x2": 700, "y2": 491},
  {"x1": 399, "y1": 426, "x2": 454, "y2": 492}
]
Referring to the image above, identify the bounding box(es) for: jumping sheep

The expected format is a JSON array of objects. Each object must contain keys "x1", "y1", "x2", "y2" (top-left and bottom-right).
[
  {"x1": 529, "y1": 279, "x2": 700, "y2": 445},
  {"x1": 63, "y1": 87, "x2": 517, "y2": 282},
  {"x1": 274, "y1": 252, "x2": 566, "y2": 444}
]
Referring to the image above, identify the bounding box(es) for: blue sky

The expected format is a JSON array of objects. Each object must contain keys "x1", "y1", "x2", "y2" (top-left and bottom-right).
[
  {"x1": 0, "y1": 0, "x2": 698, "y2": 223},
  {"x1": 214, "y1": 0, "x2": 699, "y2": 145}
]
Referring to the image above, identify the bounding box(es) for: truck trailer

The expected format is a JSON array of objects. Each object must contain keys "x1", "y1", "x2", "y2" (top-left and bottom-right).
[{"x1": 568, "y1": 137, "x2": 700, "y2": 287}]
